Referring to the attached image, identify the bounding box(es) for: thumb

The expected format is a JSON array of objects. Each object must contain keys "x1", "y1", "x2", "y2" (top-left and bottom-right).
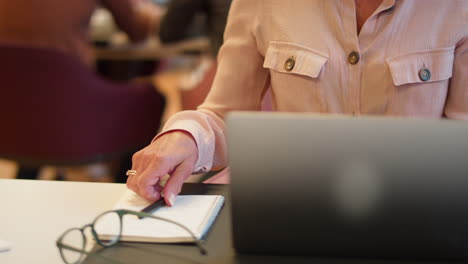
[{"x1": 163, "y1": 160, "x2": 195, "y2": 206}]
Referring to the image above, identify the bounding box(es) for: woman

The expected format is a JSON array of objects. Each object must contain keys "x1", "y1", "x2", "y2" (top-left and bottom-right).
[{"x1": 127, "y1": 0, "x2": 468, "y2": 205}]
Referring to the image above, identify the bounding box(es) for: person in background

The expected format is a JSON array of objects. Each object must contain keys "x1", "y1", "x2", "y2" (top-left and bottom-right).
[
  {"x1": 0, "y1": 0, "x2": 164, "y2": 66},
  {"x1": 159, "y1": 0, "x2": 232, "y2": 57},
  {"x1": 152, "y1": 0, "x2": 232, "y2": 127},
  {"x1": 127, "y1": 0, "x2": 467, "y2": 206},
  {"x1": 0, "y1": 0, "x2": 164, "y2": 181}
]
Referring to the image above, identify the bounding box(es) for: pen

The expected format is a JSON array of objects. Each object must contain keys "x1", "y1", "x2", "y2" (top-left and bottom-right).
[{"x1": 139, "y1": 199, "x2": 166, "y2": 219}]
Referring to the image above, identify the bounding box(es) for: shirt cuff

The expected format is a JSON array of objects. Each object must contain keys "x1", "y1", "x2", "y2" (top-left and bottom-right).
[{"x1": 152, "y1": 120, "x2": 214, "y2": 174}]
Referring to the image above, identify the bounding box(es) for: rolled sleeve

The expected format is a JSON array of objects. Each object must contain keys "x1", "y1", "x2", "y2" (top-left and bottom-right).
[
  {"x1": 155, "y1": 0, "x2": 270, "y2": 173},
  {"x1": 153, "y1": 110, "x2": 224, "y2": 173}
]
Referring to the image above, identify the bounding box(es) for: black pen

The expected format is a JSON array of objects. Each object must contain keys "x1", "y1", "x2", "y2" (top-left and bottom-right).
[{"x1": 138, "y1": 199, "x2": 167, "y2": 219}]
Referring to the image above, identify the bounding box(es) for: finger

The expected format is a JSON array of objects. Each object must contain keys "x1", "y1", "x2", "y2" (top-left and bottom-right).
[
  {"x1": 126, "y1": 170, "x2": 138, "y2": 193},
  {"x1": 127, "y1": 149, "x2": 165, "y2": 200},
  {"x1": 163, "y1": 161, "x2": 194, "y2": 206},
  {"x1": 126, "y1": 151, "x2": 145, "y2": 190},
  {"x1": 125, "y1": 169, "x2": 138, "y2": 190},
  {"x1": 127, "y1": 167, "x2": 165, "y2": 202},
  {"x1": 134, "y1": 169, "x2": 165, "y2": 201},
  {"x1": 149, "y1": 183, "x2": 164, "y2": 202},
  {"x1": 126, "y1": 168, "x2": 146, "y2": 194}
]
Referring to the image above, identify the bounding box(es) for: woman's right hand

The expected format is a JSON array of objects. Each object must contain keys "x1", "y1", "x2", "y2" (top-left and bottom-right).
[{"x1": 126, "y1": 131, "x2": 199, "y2": 206}]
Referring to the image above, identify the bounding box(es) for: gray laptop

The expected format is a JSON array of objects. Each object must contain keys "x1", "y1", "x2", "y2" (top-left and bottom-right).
[{"x1": 226, "y1": 112, "x2": 468, "y2": 260}]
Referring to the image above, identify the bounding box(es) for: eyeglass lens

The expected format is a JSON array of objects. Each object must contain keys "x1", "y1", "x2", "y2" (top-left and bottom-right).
[
  {"x1": 60, "y1": 228, "x2": 86, "y2": 264},
  {"x1": 93, "y1": 211, "x2": 122, "y2": 247}
]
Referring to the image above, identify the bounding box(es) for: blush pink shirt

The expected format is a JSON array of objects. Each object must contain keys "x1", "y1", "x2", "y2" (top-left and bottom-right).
[{"x1": 158, "y1": 0, "x2": 468, "y2": 183}]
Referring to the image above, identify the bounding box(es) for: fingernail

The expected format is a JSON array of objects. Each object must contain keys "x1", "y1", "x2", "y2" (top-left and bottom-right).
[{"x1": 166, "y1": 192, "x2": 176, "y2": 206}]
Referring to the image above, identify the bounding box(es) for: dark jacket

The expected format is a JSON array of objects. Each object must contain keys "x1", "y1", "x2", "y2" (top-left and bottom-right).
[{"x1": 159, "y1": 0, "x2": 232, "y2": 57}]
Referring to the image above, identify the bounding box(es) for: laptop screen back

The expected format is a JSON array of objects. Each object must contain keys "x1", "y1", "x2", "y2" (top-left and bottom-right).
[{"x1": 227, "y1": 112, "x2": 468, "y2": 260}]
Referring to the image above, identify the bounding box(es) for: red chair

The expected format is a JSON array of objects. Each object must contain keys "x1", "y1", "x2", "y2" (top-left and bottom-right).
[{"x1": 0, "y1": 44, "x2": 165, "y2": 181}]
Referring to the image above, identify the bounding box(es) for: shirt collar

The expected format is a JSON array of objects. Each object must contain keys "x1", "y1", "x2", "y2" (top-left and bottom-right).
[{"x1": 375, "y1": 0, "x2": 398, "y2": 14}]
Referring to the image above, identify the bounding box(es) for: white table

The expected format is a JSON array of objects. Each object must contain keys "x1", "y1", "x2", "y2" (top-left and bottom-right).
[{"x1": 0, "y1": 179, "x2": 126, "y2": 264}]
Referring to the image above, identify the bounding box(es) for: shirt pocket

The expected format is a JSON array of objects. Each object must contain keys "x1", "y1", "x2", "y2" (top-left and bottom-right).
[
  {"x1": 385, "y1": 47, "x2": 455, "y2": 116},
  {"x1": 263, "y1": 41, "x2": 328, "y2": 78},
  {"x1": 386, "y1": 47, "x2": 455, "y2": 86},
  {"x1": 263, "y1": 41, "x2": 329, "y2": 112}
]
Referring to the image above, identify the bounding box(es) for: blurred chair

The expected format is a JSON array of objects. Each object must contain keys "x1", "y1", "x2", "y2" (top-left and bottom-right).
[{"x1": 0, "y1": 44, "x2": 165, "y2": 182}]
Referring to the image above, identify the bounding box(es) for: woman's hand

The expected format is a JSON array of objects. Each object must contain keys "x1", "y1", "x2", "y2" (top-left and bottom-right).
[{"x1": 126, "y1": 131, "x2": 198, "y2": 206}]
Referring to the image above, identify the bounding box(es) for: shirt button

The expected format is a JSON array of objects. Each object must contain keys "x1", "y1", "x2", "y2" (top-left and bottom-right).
[
  {"x1": 418, "y1": 68, "x2": 431, "y2": 82},
  {"x1": 284, "y1": 57, "x2": 295, "y2": 71},
  {"x1": 348, "y1": 51, "x2": 360, "y2": 65}
]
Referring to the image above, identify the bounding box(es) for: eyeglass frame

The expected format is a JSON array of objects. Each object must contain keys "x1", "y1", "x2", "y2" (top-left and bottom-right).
[{"x1": 56, "y1": 209, "x2": 207, "y2": 264}]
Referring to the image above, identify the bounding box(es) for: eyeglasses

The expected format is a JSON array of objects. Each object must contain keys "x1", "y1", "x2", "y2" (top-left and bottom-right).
[{"x1": 56, "y1": 209, "x2": 207, "y2": 264}]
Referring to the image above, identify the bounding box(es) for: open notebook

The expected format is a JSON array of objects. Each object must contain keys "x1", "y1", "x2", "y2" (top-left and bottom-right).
[{"x1": 96, "y1": 189, "x2": 224, "y2": 243}]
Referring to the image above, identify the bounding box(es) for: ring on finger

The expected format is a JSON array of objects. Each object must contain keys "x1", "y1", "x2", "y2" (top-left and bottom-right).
[{"x1": 126, "y1": 169, "x2": 137, "y2": 176}]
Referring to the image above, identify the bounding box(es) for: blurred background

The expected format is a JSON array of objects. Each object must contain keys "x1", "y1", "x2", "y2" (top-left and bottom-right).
[{"x1": 0, "y1": 0, "x2": 232, "y2": 182}]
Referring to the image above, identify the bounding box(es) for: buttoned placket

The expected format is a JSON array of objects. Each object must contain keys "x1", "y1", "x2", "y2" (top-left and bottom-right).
[
  {"x1": 342, "y1": 0, "x2": 362, "y2": 116},
  {"x1": 346, "y1": 0, "x2": 397, "y2": 116}
]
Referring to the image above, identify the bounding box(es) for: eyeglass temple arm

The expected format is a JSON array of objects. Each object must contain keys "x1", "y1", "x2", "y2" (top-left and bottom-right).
[{"x1": 118, "y1": 209, "x2": 208, "y2": 255}]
